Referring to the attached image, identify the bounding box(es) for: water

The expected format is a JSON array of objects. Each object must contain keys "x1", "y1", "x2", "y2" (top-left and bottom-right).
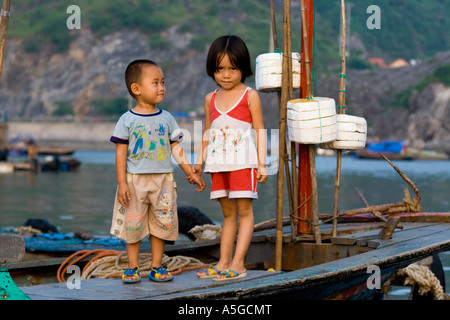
[{"x1": 1, "y1": 150, "x2": 449, "y2": 298}]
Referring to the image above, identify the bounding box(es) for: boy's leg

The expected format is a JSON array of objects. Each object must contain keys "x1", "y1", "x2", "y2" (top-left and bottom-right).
[
  {"x1": 150, "y1": 235, "x2": 171, "y2": 280},
  {"x1": 216, "y1": 198, "x2": 253, "y2": 279},
  {"x1": 124, "y1": 240, "x2": 141, "y2": 280}
]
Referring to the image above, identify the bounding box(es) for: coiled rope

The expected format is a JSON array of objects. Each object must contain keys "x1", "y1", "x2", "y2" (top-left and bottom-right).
[
  {"x1": 396, "y1": 264, "x2": 449, "y2": 300},
  {"x1": 383, "y1": 263, "x2": 450, "y2": 300},
  {"x1": 57, "y1": 249, "x2": 209, "y2": 282}
]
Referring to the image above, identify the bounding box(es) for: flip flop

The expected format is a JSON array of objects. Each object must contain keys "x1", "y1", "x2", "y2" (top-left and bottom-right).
[
  {"x1": 197, "y1": 265, "x2": 221, "y2": 279},
  {"x1": 148, "y1": 267, "x2": 174, "y2": 282},
  {"x1": 213, "y1": 270, "x2": 247, "y2": 282},
  {"x1": 122, "y1": 267, "x2": 141, "y2": 284}
]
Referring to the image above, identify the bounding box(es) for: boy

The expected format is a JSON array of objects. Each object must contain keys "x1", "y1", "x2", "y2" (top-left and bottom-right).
[{"x1": 110, "y1": 59, "x2": 205, "y2": 283}]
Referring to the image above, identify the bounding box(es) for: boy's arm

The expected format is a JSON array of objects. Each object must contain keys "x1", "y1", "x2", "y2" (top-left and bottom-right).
[
  {"x1": 171, "y1": 142, "x2": 206, "y2": 191},
  {"x1": 248, "y1": 90, "x2": 268, "y2": 183},
  {"x1": 115, "y1": 143, "x2": 131, "y2": 206}
]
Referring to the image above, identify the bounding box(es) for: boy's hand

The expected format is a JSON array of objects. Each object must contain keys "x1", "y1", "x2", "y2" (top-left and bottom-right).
[
  {"x1": 256, "y1": 164, "x2": 268, "y2": 184},
  {"x1": 117, "y1": 183, "x2": 131, "y2": 207},
  {"x1": 187, "y1": 173, "x2": 206, "y2": 192}
]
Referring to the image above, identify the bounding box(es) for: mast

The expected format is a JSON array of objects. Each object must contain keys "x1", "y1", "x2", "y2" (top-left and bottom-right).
[
  {"x1": 297, "y1": 0, "x2": 315, "y2": 235},
  {"x1": 0, "y1": 0, "x2": 11, "y2": 76}
]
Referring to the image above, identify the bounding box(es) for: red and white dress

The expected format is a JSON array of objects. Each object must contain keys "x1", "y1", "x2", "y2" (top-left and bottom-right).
[{"x1": 204, "y1": 87, "x2": 259, "y2": 200}]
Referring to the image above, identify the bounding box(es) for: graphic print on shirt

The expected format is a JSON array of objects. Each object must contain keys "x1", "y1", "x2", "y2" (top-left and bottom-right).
[
  {"x1": 130, "y1": 123, "x2": 170, "y2": 162},
  {"x1": 210, "y1": 126, "x2": 246, "y2": 155}
]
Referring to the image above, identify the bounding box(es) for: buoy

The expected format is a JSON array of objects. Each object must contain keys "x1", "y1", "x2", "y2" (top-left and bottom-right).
[
  {"x1": 255, "y1": 52, "x2": 300, "y2": 92},
  {"x1": 287, "y1": 97, "x2": 337, "y2": 144},
  {"x1": 321, "y1": 114, "x2": 367, "y2": 150}
]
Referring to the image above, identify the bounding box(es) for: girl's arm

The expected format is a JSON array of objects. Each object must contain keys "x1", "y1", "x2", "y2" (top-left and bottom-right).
[
  {"x1": 248, "y1": 89, "x2": 268, "y2": 183},
  {"x1": 192, "y1": 93, "x2": 213, "y2": 175},
  {"x1": 171, "y1": 141, "x2": 206, "y2": 191},
  {"x1": 115, "y1": 143, "x2": 131, "y2": 206}
]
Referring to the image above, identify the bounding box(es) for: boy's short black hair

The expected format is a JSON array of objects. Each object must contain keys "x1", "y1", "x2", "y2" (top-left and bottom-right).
[
  {"x1": 206, "y1": 35, "x2": 253, "y2": 83},
  {"x1": 125, "y1": 59, "x2": 158, "y2": 97}
]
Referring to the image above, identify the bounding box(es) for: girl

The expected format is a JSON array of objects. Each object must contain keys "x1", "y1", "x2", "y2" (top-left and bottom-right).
[{"x1": 191, "y1": 35, "x2": 268, "y2": 281}]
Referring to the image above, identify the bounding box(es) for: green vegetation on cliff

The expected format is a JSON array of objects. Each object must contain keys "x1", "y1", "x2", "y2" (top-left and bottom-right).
[{"x1": 8, "y1": 0, "x2": 450, "y2": 68}]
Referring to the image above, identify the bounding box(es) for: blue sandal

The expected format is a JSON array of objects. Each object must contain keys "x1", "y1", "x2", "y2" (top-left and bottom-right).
[
  {"x1": 122, "y1": 267, "x2": 141, "y2": 284},
  {"x1": 148, "y1": 267, "x2": 173, "y2": 282}
]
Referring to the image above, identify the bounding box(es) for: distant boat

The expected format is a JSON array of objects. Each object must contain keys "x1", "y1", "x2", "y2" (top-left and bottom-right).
[{"x1": 353, "y1": 141, "x2": 449, "y2": 160}]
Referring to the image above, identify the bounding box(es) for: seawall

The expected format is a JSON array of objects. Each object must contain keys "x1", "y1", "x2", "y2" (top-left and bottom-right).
[{"x1": 5, "y1": 121, "x2": 197, "y2": 151}]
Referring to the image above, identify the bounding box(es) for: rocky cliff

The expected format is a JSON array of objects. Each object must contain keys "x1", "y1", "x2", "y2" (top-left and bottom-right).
[{"x1": 1, "y1": 29, "x2": 450, "y2": 153}]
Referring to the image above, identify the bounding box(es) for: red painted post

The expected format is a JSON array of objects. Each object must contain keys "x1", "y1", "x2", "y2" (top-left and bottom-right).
[{"x1": 297, "y1": 0, "x2": 315, "y2": 234}]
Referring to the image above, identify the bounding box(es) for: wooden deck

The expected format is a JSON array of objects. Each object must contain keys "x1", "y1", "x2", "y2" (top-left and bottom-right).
[
  {"x1": 20, "y1": 269, "x2": 281, "y2": 300},
  {"x1": 15, "y1": 220, "x2": 450, "y2": 300}
]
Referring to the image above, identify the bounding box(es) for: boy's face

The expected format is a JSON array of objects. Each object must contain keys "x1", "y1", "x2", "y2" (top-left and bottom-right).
[{"x1": 132, "y1": 64, "x2": 166, "y2": 106}]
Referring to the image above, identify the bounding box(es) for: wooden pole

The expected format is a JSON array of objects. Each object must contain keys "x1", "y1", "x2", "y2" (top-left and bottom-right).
[
  {"x1": 297, "y1": 0, "x2": 314, "y2": 235},
  {"x1": 270, "y1": 0, "x2": 278, "y2": 50},
  {"x1": 275, "y1": 0, "x2": 292, "y2": 271},
  {"x1": 332, "y1": 0, "x2": 347, "y2": 237},
  {"x1": 300, "y1": 0, "x2": 321, "y2": 244},
  {"x1": 0, "y1": 0, "x2": 11, "y2": 77}
]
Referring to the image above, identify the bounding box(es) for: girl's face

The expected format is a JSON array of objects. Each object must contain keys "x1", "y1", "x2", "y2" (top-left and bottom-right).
[{"x1": 214, "y1": 54, "x2": 243, "y2": 90}]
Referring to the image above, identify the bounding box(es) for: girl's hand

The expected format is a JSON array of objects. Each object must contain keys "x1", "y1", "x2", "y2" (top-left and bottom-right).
[
  {"x1": 256, "y1": 164, "x2": 268, "y2": 184},
  {"x1": 191, "y1": 164, "x2": 203, "y2": 176},
  {"x1": 186, "y1": 174, "x2": 206, "y2": 192},
  {"x1": 117, "y1": 183, "x2": 131, "y2": 207}
]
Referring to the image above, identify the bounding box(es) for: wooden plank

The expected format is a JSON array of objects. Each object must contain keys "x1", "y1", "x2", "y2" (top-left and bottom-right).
[
  {"x1": 21, "y1": 269, "x2": 281, "y2": 300},
  {"x1": 156, "y1": 226, "x2": 450, "y2": 300},
  {"x1": 368, "y1": 222, "x2": 450, "y2": 248},
  {"x1": 0, "y1": 234, "x2": 25, "y2": 263},
  {"x1": 330, "y1": 222, "x2": 434, "y2": 246}
]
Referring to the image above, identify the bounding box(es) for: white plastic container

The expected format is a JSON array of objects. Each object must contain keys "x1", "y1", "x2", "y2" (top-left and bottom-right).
[
  {"x1": 321, "y1": 114, "x2": 367, "y2": 150},
  {"x1": 255, "y1": 52, "x2": 301, "y2": 92},
  {"x1": 286, "y1": 97, "x2": 337, "y2": 144}
]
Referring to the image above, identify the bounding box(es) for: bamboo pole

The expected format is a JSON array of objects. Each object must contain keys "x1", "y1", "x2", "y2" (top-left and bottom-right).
[
  {"x1": 270, "y1": 0, "x2": 278, "y2": 50},
  {"x1": 275, "y1": 0, "x2": 293, "y2": 271},
  {"x1": 0, "y1": 0, "x2": 11, "y2": 77},
  {"x1": 332, "y1": 0, "x2": 347, "y2": 237},
  {"x1": 300, "y1": 0, "x2": 321, "y2": 244}
]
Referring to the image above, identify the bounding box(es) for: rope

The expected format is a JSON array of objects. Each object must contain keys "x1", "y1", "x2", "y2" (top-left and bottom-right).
[
  {"x1": 402, "y1": 188, "x2": 422, "y2": 213},
  {"x1": 383, "y1": 263, "x2": 450, "y2": 300},
  {"x1": 56, "y1": 249, "x2": 209, "y2": 282},
  {"x1": 397, "y1": 264, "x2": 449, "y2": 300}
]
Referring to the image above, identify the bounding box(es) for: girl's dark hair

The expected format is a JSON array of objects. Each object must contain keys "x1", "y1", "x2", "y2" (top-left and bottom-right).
[
  {"x1": 125, "y1": 59, "x2": 158, "y2": 97},
  {"x1": 206, "y1": 35, "x2": 253, "y2": 83}
]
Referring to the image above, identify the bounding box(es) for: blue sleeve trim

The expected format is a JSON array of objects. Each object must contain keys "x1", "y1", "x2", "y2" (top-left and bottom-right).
[{"x1": 110, "y1": 136, "x2": 129, "y2": 144}]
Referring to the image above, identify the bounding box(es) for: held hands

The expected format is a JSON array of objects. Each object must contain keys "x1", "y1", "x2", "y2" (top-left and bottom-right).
[
  {"x1": 186, "y1": 168, "x2": 206, "y2": 192},
  {"x1": 256, "y1": 164, "x2": 268, "y2": 184}
]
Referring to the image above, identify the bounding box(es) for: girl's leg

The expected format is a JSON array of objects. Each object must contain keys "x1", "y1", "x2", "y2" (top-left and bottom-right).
[
  {"x1": 197, "y1": 197, "x2": 237, "y2": 277},
  {"x1": 150, "y1": 235, "x2": 171, "y2": 280},
  {"x1": 124, "y1": 240, "x2": 141, "y2": 280},
  {"x1": 216, "y1": 198, "x2": 253, "y2": 279}
]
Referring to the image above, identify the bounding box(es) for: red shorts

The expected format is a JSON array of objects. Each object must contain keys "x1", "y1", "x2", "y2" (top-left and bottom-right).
[{"x1": 210, "y1": 168, "x2": 258, "y2": 200}]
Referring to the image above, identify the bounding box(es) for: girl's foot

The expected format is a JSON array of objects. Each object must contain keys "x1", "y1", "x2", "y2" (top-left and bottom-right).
[
  {"x1": 197, "y1": 265, "x2": 221, "y2": 278},
  {"x1": 215, "y1": 266, "x2": 246, "y2": 281}
]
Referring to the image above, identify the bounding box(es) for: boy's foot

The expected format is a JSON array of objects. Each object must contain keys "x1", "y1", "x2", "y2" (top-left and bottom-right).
[
  {"x1": 122, "y1": 267, "x2": 141, "y2": 284},
  {"x1": 148, "y1": 267, "x2": 173, "y2": 282}
]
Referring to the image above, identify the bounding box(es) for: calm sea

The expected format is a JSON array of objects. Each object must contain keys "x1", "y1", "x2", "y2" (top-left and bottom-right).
[{"x1": 0, "y1": 150, "x2": 448, "y2": 299}]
